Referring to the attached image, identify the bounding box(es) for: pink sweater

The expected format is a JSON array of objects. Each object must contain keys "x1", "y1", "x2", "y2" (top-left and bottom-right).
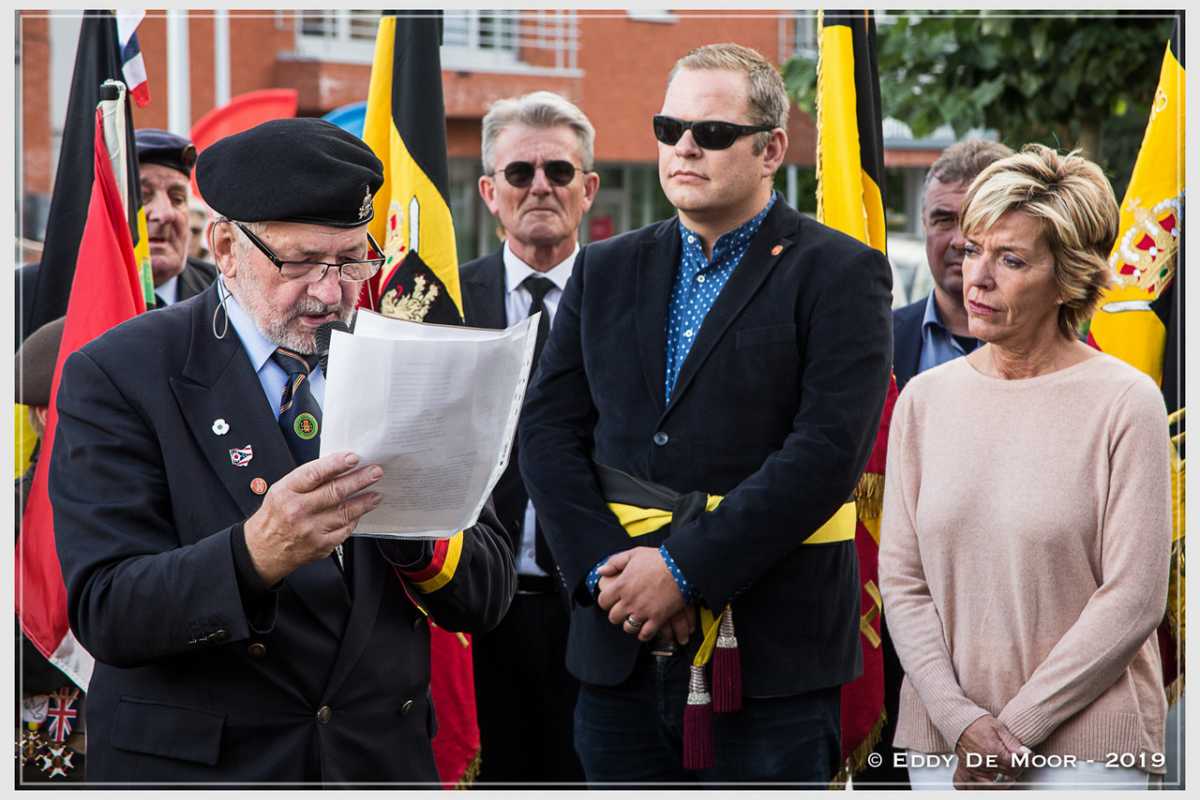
[{"x1": 878, "y1": 354, "x2": 1170, "y2": 773}]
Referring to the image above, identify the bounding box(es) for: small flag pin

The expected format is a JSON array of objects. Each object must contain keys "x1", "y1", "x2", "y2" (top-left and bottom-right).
[
  {"x1": 770, "y1": 244, "x2": 783, "y2": 256},
  {"x1": 212, "y1": 418, "x2": 229, "y2": 435},
  {"x1": 229, "y1": 444, "x2": 253, "y2": 467}
]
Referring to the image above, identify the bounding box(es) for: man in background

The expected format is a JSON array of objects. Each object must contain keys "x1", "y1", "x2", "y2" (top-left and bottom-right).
[{"x1": 460, "y1": 90, "x2": 598, "y2": 785}]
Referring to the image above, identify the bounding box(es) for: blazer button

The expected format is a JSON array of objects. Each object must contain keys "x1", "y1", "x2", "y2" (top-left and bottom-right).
[
  {"x1": 401, "y1": 699, "x2": 415, "y2": 715},
  {"x1": 247, "y1": 642, "x2": 267, "y2": 658},
  {"x1": 316, "y1": 705, "x2": 333, "y2": 724},
  {"x1": 652, "y1": 431, "x2": 669, "y2": 446}
]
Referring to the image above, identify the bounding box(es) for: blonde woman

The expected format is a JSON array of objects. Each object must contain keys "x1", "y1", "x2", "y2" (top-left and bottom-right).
[{"x1": 879, "y1": 145, "x2": 1171, "y2": 789}]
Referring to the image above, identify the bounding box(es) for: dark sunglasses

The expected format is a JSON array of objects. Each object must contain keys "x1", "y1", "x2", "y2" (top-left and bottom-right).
[
  {"x1": 493, "y1": 160, "x2": 583, "y2": 188},
  {"x1": 652, "y1": 115, "x2": 775, "y2": 150}
]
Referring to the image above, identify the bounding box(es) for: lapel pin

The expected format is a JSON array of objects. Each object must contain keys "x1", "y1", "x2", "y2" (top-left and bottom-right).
[
  {"x1": 229, "y1": 444, "x2": 253, "y2": 467},
  {"x1": 212, "y1": 418, "x2": 229, "y2": 436},
  {"x1": 770, "y1": 244, "x2": 784, "y2": 256},
  {"x1": 250, "y1": 477, "x2": 268, "y2": 495}
]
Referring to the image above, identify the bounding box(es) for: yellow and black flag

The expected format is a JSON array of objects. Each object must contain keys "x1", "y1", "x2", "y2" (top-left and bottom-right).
[
  {"x1": 1086, "y1": 16, "x2": 1184, "y2": 704},
  {"x1": 816, "y1": 9, "x2": 887, "y2": 255},
  {"x1": 814, "y1": 9, "x2": 893, "y2": 784},
  {"x1": 362, "y1": 11, "x2": 462, "y2": 324}
]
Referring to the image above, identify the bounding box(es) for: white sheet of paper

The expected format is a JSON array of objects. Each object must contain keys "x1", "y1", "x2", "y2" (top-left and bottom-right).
[{"x1": 319, "y1": 312, "x2": 539, "y2": 539}]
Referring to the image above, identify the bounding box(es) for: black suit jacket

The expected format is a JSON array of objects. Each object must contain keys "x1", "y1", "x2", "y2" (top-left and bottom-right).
[
  {"x1": 892, "y1": 295, "x2": 926, "y2": 392},
  {"x1": 51, "y1": 285, "x2": 515, "y2": 783},
  {"x1": 460, "y1": 251, "x2": 526, "y2": 558},
  {"x1": 519, "y1": 199, "x2": 893, "y2": 694}
]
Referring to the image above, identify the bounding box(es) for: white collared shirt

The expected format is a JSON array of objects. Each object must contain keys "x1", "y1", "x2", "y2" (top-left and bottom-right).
[
  {"x1": 220, "y1": 278, "x2": 327, "y2": 418},
  {"x1": 502, "y1": 241, "x2": 577, "y2": 328},
  {"x1": 503, "y1": 242, "x2": 578, "y2": 577},
  {"x1": 156, "y1": 275, "x2": 180, "y2": 305}
]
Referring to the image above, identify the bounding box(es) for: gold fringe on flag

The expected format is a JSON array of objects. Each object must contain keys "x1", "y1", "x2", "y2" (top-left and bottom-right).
[
  {"x1": 854, "y1": 471, "x2": 884, "y2": 521},
  {"x1": 453, "y1": 747, "x2": 482, "y2": 789},
  {"x1": 829, "y1": 710, "x2": 888, "y2": 788}
]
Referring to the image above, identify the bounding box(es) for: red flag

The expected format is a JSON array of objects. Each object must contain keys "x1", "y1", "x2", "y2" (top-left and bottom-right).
[
  {"x1": 16, "y1": 105, "x2": 147, "y2": 687},
  {"x1": 429, "y1": 628, "x2": 480, "y2": 787}
]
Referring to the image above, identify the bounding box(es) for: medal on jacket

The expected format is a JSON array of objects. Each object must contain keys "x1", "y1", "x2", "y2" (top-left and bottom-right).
[{"x1": 38, "y1": 743, "x2": 76, "y2": 779}]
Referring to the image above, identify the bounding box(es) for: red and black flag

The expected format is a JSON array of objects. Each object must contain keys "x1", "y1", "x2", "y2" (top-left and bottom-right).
[
  {"x1": 18, "y1": 80, "x2": 148, "y2": 690},
  {"x1": 24, "y1": 10, "x2": 150, "y2": 335},
  {"x1": 362, "y1": 11, "x2": 463, "y2": 324},
  {"x1": 814, "y1": 9, "x2": 894, "y2": 782}
]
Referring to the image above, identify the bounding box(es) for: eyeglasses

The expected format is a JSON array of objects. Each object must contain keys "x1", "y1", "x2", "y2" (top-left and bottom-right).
[
  {"x1": 652, "y1": 115, "x2": 775, "y2": 150},
  {"x1": 492, "y1": 160, "x2": 584, "y2": 188},
  {"x1": 232, "y1": 221, "x2": 385, "y2": 282}
]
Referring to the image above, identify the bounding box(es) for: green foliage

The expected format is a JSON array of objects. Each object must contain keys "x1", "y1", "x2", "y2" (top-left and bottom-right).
[{"x1": 784, "y1": 11, "x2": 1178, "y2": 197}]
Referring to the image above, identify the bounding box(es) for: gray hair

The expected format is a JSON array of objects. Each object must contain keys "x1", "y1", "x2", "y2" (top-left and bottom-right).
[
  {"x1": 481, "y1": 91, "x2": 595, "y2": 174},
  {"x1": 923, "y1": 138, "x2": 1015, "y2": 198},
  {"x1": 668, "y1": 42, "x2": 790, "y2": 154}
]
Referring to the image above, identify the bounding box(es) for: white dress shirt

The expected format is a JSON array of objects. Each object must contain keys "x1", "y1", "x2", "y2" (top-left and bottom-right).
[{"x1": 503, "y1": 242, "x2": 578, "y2": 577}]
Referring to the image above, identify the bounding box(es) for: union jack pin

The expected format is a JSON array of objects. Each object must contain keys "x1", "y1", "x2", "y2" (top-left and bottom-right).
[
  {"x1": 45, "y1": 688, "x2": 78, "y2": 744},
  {"x1": 229, "y1": 444, "x2": 254, "y2": 467}
]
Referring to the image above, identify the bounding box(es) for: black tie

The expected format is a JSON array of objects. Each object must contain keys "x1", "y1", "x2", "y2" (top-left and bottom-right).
[
  {"x1": 154, "y1": 292, "x2": 167, "y2": 308},
  {"x1": 523, "y1": 275, "x2": 555, "y2": 368},
  {"x1": 270, "y1": 348, "x2": 323, "y2": 466},
  {"x1": 522, "y1": 275, "x2": 556, "y2": 575}
]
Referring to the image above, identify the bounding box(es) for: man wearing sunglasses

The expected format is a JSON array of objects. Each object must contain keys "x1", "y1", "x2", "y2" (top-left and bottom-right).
[
  {"x1": 460, "y1": 91, "x2": 597, "y2": 786},
  {"x1": 520, "y1": 43, "x2": 893, "y2": 784},
  {"x1": 49, "y1": 118, "x2": 515, "y2": 783}
]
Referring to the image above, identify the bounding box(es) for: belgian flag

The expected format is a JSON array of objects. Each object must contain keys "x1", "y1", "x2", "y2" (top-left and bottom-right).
[
  {"x1": 816, "y1": 10, "x2": 887, "y2": 255},
  {"x1": 814, "y1": 9, "x2": 894, "y2": 785},
  {"x1": 362, "y1": 12, "x2": 478, "y2": 786},
  {"x1": 1086, "y1": 17, "x2": 1184, "y2": 706},
  {"x1": 362, "y1": 11, "x2": 462, "y2": 324}
]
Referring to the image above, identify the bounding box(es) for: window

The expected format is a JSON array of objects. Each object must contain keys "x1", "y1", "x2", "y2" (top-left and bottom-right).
[
  {"x1": 793, "y1": 14, "x2": 818, "y2": 59},
  {"x1": 295, "y1": 11, "x2": 521, "y2": 68}
]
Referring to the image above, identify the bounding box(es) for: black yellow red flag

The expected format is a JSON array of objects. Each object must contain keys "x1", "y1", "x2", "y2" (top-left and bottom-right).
[
  {"x1": 815, "y1": 9, "x2": 893, "y2": 783},
  {"x1": 362, "y1": 11, "x2": 462, "y2": 324},
  {"x1": 1086, "y1": 18, "x2": 1184, "y2": 705},
  {"x1": 361, "y1": 12, "x2": 478, "y2": 786},
  {"x1": 816, "y1": 10, "x2": 887, "y2": 255}
]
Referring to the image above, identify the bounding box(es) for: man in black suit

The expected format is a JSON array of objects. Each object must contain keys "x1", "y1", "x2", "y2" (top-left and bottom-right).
[
  {"x1": 50, "y1": 118, "x2": 515, "y2": 784},
  {"x1": 134, "y1": 129, "x2": 218, "y2": 307},
  {"x1": 856, "y1": 138, "x2": 1013, "y2": 790},
  {"x1": 891, "y1": 139, "x2": 1013, "y2": 391},
  {"x1": 519, "y1": 43, "x2": 892, "y2": 784},
  {"x1": 460, "y1": 91, "x2": 598, "y2": 785}
]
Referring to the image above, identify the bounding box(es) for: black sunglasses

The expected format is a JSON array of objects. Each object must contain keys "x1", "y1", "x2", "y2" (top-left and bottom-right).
[
  {"x1": 232, "y1": 221, "x2": 385, "y2": 283},
  {"x1": 493, "y1": 160, "x2": 583, "y2": 188},
  {"x1": 652, "y1": 115, "x2": 775, "y2": 150}
]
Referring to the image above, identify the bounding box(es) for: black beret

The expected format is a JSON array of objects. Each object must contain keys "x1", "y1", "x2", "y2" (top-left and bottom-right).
[
  {"x1": 195, "y1": 118, "x2": 384, "y2": 228},
  {"x1": 15, "y1": 316, "x2": 65, "y2": 406},
  {"x1": 135, "y1": 128, "x2": 197, "y2": 176}
]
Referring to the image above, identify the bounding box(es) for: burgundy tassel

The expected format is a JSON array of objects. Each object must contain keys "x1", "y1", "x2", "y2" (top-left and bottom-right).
[
  {"x1": 712, "y1": 609, "x2": 742, "y2": 713},
  {"x1": 682, "y1": 664, "x2": 714, "y2": 770}
]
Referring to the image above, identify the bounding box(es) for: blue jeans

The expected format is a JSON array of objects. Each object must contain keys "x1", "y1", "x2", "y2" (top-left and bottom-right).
[{"x1": 574, "y1": 644, "x2": 841, "y2": 786}]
